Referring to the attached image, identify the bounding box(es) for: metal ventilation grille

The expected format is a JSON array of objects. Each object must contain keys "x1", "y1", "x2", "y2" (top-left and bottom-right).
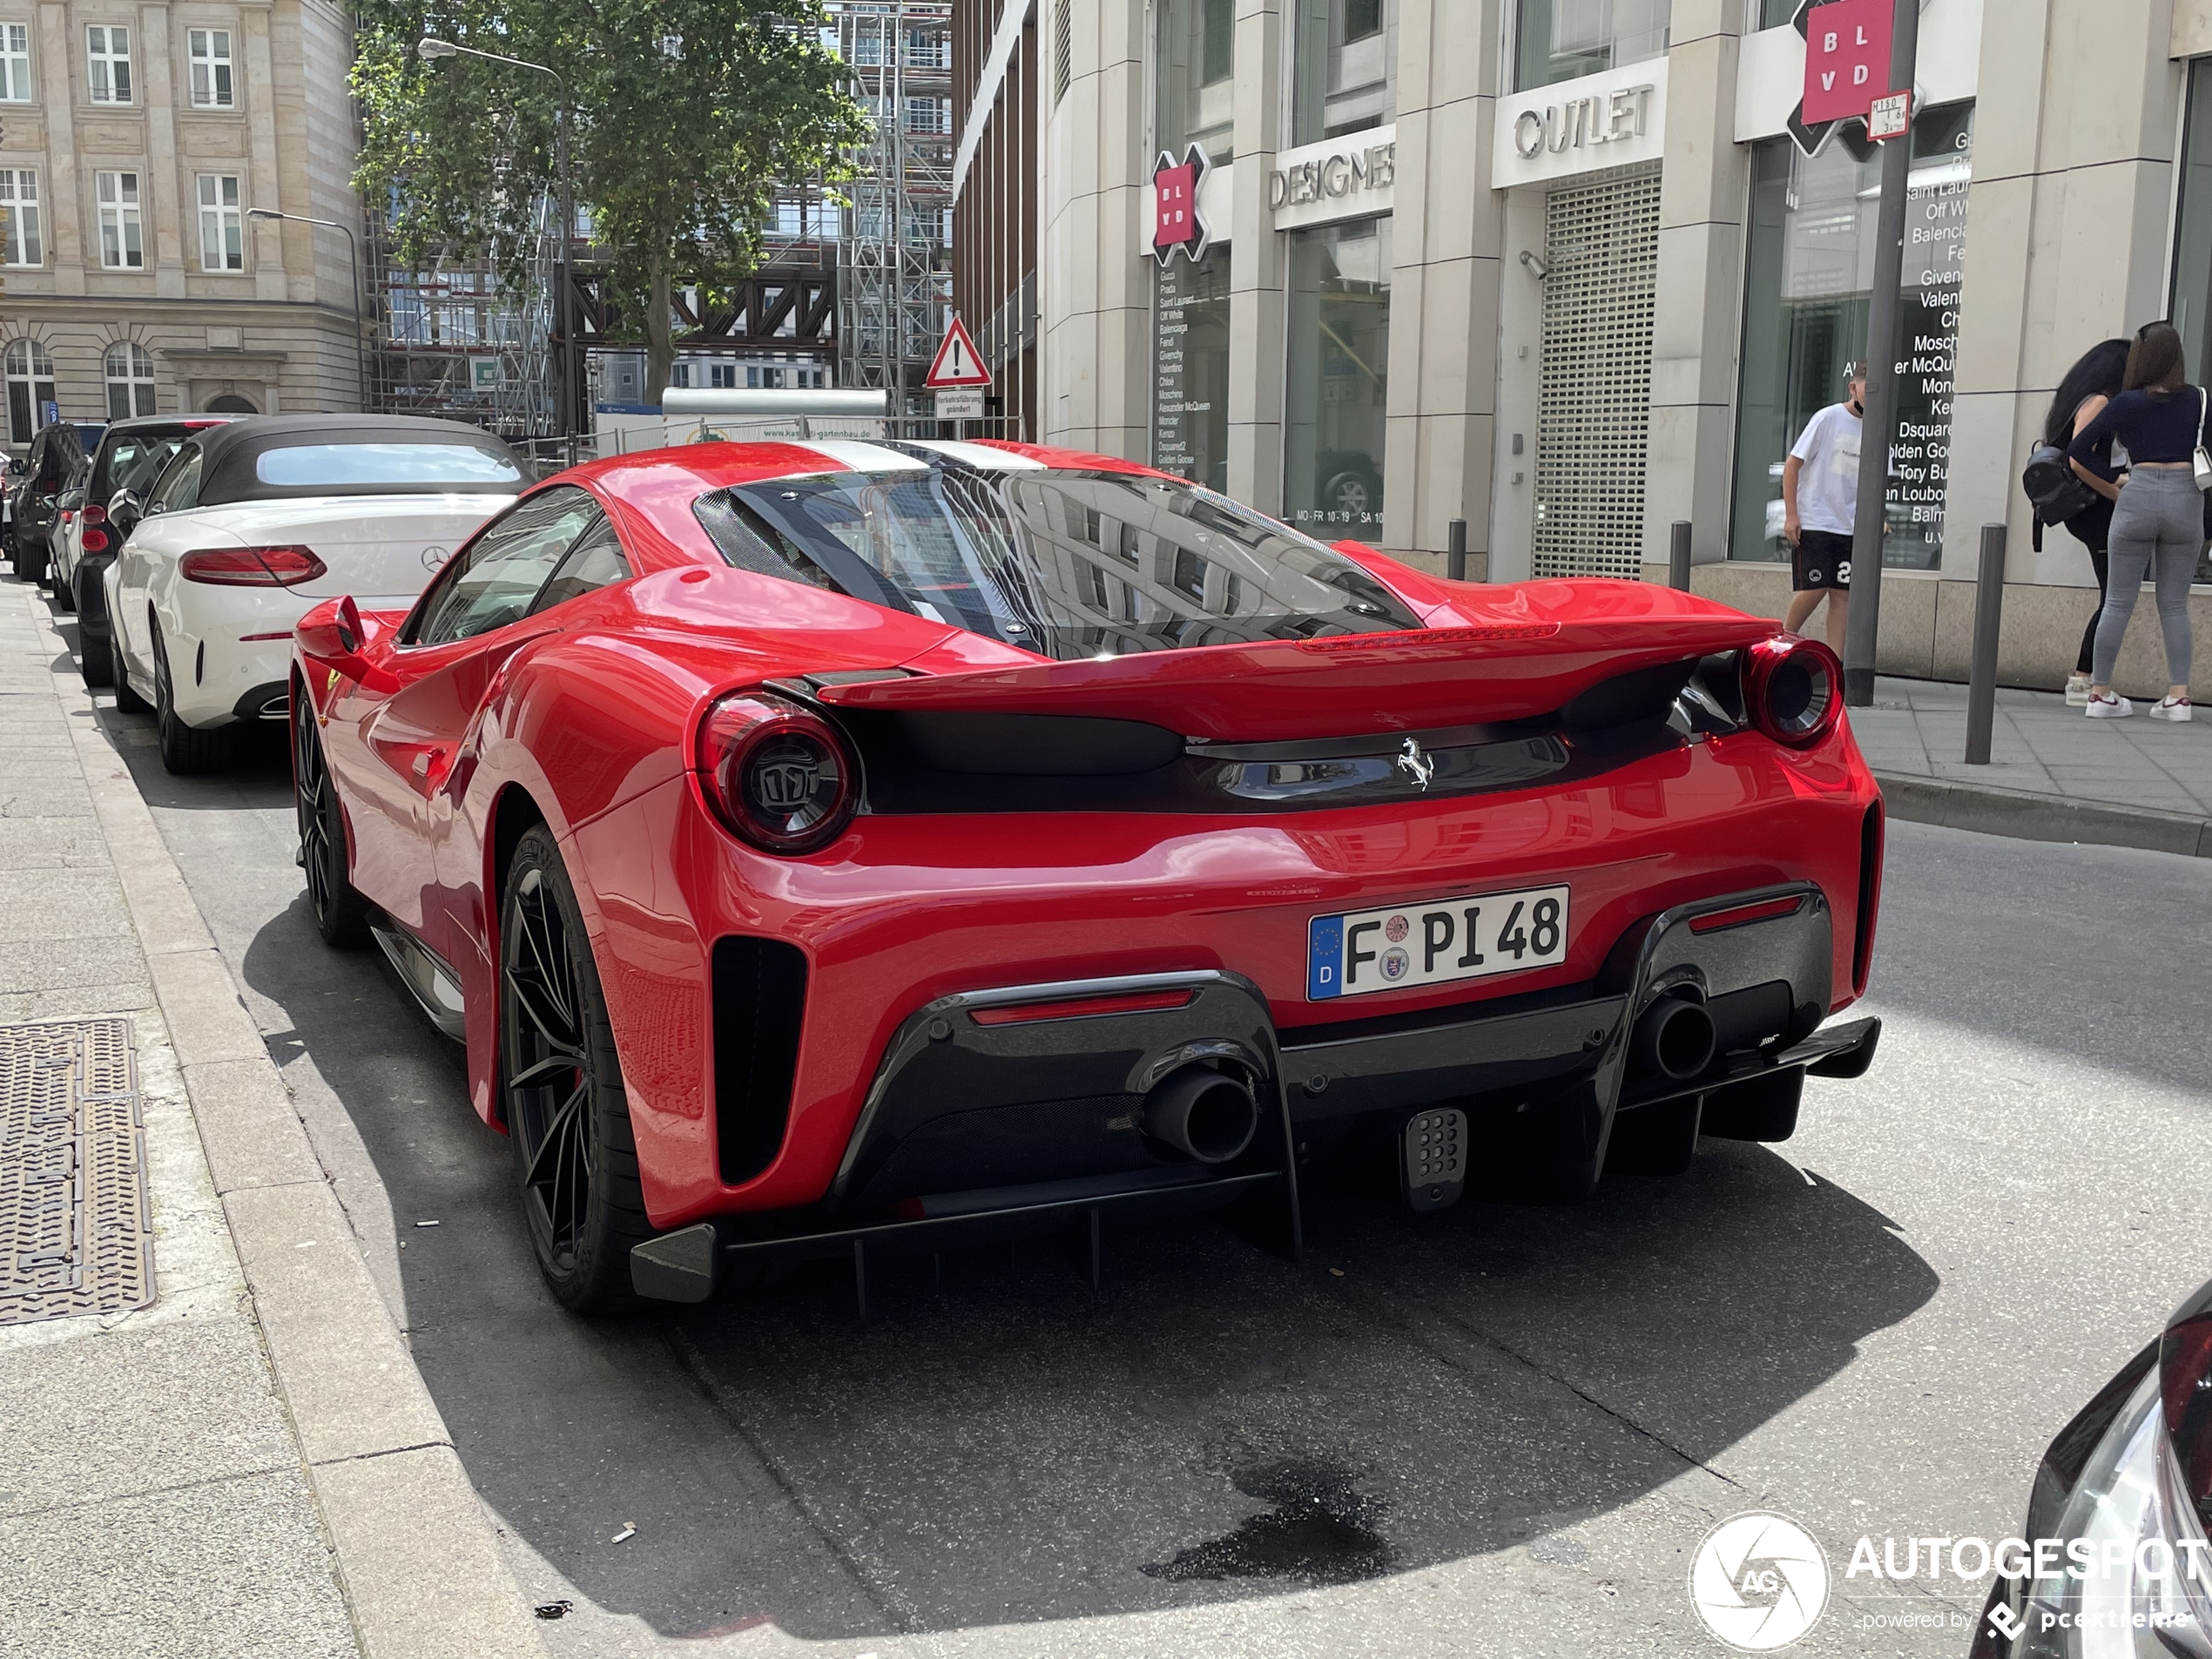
[
  {"x1": 1055, "y1": 0, "x2": 1071, "y2": 104},
  {"x1": 0, "y1": 1018, "x2": 152, "y2": 1327},
  {"x1": 1533, "y1": 165, "x2": 1661, "y2": 580}
]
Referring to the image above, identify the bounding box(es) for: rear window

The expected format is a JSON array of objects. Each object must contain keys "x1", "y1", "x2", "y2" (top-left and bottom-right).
[
  {"x1": 253, "y1": 442, "x2": 523, "y2": 490},
  {"x1": 694, "y1": 465, "x2": 1419, "y2": 660}
]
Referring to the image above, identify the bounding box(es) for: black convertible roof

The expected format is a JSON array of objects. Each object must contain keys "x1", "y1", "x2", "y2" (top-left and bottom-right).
[{"x1": 192, "y1": 415, "x2": 522, "y2": 506}]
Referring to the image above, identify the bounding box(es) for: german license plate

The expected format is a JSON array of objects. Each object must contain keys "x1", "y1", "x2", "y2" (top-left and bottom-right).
[{"x1": 1306, "y1": 884, "x2": 1570, "y2": 1000}]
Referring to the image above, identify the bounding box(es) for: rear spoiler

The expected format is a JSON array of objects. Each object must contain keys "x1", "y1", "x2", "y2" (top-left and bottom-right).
[{"x1": 823, "y1": 586, "x2": 1777, "y2": 742}]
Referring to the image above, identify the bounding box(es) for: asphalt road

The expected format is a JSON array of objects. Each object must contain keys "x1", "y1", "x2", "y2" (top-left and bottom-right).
[{"x1": 59, "y1": 605, "x2": 2212, "y2": 1657}]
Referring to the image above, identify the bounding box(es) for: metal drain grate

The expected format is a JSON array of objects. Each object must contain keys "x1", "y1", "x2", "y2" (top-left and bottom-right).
[{"x1": 0, "y1": 1019, "x2": 153, "y2": 1326}]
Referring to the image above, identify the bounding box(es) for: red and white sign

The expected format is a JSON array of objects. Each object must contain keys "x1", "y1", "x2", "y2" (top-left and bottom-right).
[
  {"x1": 1867, "y1": 90, "x2": 1911, "y2": 142},
  {"x1": 924, "y1": 315, "x2": 990, "y2": 388},
  {"x1": 1801, "y1": 0, "x2": 1892, "y2": 125},
  {"x1": 1150, "y1": 143, "x2": 1213, "y2": 264}
]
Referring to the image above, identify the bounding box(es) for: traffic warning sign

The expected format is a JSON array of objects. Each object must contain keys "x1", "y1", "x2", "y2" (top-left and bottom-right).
[{"x1": 925, "y1": 316, "x2": 991, "y2": 388}]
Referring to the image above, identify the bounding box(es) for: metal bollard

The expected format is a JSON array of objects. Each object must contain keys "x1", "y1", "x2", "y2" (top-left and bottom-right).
[
  {"x1": 1669, "y1": 521, "x2": 1692, "y2": 591},
  {"x1": 1964, "y1": 523, "x2": 2006, "y2": 765},
  {"x1": 1447, "y1": 518, "x2": 1467, "y2": 582}
]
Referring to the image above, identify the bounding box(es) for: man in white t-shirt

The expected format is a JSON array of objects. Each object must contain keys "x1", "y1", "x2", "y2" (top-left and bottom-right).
[{"x1": 1781, "y1": 361, "x2": 1865, "y2": 650}]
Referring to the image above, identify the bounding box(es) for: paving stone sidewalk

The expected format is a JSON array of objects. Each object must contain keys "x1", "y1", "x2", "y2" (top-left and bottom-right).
[
  {"x1": 0, "y1": 582, "x2": 549, "y2": 1658},
  {"x1": 0, "y1": 590, "x2": 361, "y2": 1657},
  {"x1": 1849, "y1": 675, "x2": 2212, "y2": 856}
]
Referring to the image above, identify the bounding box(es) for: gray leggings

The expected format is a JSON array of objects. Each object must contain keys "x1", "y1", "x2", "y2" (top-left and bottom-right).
[{"x1": 2094, "y1": 468, "x2": 2199, "y2": 686}]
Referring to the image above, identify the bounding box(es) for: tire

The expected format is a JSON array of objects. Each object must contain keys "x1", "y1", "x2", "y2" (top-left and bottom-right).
[
  {"x1": 73, "y1": 569, "x2": 108, "y2": 686},
  {"x1": 501, "y1": 825, "x2": 650, "y2": 1313},
  {"x1": 110, "y1": 631, "x2": 150, "y2": 713},
  {"x1": 293, "y1": 697, "x2": 369, "y2": 948},
  {"x1": 1321, "y1": 471, "x2": 1373, "y2": 521},
  {"x1": 51, "y1": 557, "x2": 73, "y2": 610},
  {"x1": 17, "y1": 540, "x2": 46, "y2": 587},
  {"x1": 152, "y1": 619, "x2": 231, "y2": 774}
]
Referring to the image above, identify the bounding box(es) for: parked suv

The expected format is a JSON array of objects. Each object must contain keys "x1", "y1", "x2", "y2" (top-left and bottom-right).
[
  {"x1": 4, "y1": 421, "x2": 101, "y2": 586},
  {"x1": 56, "y1": 416, "x2": 240, "y2": 685}
]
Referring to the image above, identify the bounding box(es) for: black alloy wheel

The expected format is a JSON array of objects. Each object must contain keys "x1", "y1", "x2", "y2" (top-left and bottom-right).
[
  {"x1": 500, "y1": 825, "x2": 650, "y2": 1312},
  {"x1": 292, "y1": 698, "x2": 368, "y2": 948},
  {"x1": 151, "y1": 618, "x2": 229, "y2": 774}
]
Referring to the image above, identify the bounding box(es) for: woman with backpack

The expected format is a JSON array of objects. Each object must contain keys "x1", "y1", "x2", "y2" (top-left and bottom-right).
[
  {"x1": 2067, "y1": 320, "x2": 2200, "y2": 720},
  {"x1": 2048, "y1": 338, "x2": 2131, "y2": 704}
]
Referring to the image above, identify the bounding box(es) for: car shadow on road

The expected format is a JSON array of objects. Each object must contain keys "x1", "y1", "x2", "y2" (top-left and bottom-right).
[{"x1": 223, "y1": 832, "x2": 1939, "y2": 1642}]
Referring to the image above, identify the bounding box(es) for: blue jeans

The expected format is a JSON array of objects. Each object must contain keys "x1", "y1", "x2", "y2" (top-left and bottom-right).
[{"x1": 2094, "y1": 469, "x2": 2198, "y2": 686}]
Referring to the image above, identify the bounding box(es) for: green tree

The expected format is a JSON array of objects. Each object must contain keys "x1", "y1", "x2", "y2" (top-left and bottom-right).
[{"x1": 354, "y1": 0, "x2": 867, "y2": 400}]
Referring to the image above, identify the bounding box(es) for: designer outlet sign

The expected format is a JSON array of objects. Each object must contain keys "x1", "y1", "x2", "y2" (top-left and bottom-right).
[
  {"x1": 1270, "y1": 125, "x2": 1397, "y2": 232},
  {"x1": 1492, "y1": 57, "x2": 1668, "y2": 189}
]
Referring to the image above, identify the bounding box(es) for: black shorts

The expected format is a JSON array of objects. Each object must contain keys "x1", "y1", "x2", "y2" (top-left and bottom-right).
[{"x1": 1791, "y1": 529, "x2": 1854, "y2": 592}]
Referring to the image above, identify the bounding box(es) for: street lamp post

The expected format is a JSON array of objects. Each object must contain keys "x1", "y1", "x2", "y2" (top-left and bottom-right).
[
  {"x1": 249, "y1": 208, "x2": 367, "y2": 413},
  {"x1": 418, "y1": 37, "x2": 575, "y2": 452}
]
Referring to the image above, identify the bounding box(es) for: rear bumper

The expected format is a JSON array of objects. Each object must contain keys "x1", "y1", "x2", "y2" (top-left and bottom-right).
[{"x1": 631, "y1": 882, "x2": 1878, "y2": 1299}]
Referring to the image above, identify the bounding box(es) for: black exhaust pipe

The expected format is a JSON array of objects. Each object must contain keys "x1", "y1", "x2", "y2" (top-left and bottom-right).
[
  {"x1": 1142, "y1": 1067, "x2": 1259, "y2": 1164},
  {"x1": 1630, "y1": 994, "x2": 1716, "y2": 1082}
]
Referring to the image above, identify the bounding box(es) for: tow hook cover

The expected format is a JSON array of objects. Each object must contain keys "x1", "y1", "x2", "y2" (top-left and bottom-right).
[{"x1": 1401, "y1": 1108, "x2": 1467, "y2": 1212}]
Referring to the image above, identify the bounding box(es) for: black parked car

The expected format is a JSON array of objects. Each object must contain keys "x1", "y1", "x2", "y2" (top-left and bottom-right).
[
  {"x1": 5, "y1": 421, "x2": 100, "y2": 585},
  {"x1": 53, "y1": 415, "x2": 239, "y2": 684},
  {"x1": 1970, "y1": 1276, "x2": 2212, "y2": 1656}
]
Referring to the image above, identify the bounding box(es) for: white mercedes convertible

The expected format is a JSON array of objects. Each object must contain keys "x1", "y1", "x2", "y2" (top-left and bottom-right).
[{"x1": 102, "y1": 415, "x2": 524, "y2": 772}]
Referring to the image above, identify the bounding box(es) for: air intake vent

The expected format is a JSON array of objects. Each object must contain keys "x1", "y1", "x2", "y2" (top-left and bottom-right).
[
  {"x1": 1055, "y1": 0, "x2": 1071, "y2": 103},
  {"x1": 712, "y1": 936, "x2": 808, "y2": 1185},
  {"x1": 1852, "y1": 799, "x2": 1885, "y2": 997}
]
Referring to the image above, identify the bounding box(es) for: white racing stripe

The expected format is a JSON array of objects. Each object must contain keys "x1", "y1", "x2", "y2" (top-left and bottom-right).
[{"x1": 898, "y1": 440, "x2": 1047, "y2": 470}]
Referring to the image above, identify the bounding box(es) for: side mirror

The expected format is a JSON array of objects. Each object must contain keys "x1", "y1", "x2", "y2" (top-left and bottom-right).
[
  {"x1": 108, "y1": 489, "x2": 142, "y2": 536},
  {"x1": 296, "y1": 596, "x2": 398, "y2": 693}
]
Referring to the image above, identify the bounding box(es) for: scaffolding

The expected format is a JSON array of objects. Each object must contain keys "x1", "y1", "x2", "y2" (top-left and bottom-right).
[
  {"x1": 364, "y1": 8, "x2": 954, "y2": 435},
  {"x1": 831, "y1": 1, "x2": 954, "y2": 421},
  {"x1": 366, "y1": 186, "x2": 557, "y2": 443}
]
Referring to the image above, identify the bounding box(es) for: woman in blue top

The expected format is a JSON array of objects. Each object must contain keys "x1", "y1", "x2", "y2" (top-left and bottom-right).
[{"x1": 2067, "y1": 320, "x2": 2198, "y2": 720}]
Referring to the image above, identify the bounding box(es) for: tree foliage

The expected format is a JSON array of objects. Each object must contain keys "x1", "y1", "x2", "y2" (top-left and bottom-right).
[{"x1": 353, "y1": 0, "x2": 867, "y2": 395}]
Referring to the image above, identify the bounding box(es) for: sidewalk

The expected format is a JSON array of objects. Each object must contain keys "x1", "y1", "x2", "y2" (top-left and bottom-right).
[
  {"x1": 0, "y1": 583, "x2": 546, "y2": 1658},
  {"x1": 1851, "y1": 675, "x2": 2212, "y2": 858}
]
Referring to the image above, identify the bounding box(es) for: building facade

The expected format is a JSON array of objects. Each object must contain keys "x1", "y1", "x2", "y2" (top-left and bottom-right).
[
  {"x1": 1037, "y1": 0, "x2": 2212, "y2": 698},
  {"x1": 0, "y1": 0, "x2": 361, "y2": 447},
  {"x1": 951, "y1": 0, "x2": 1038, "y2": 437}
]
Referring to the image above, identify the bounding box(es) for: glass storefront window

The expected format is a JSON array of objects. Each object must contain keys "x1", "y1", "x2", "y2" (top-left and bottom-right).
[
  {"x1": 1159, "y1": 0, "x2": 1235, "y2": 163},
  {"x1": 1291, "y1": 0, "x2": 1398, "y2": 145},
  {"x1": 1730, "y1": 104, "x2": 1974, "y2": 573},
  {"x1": 1152, "y1": 253, "x2": 1231, "y2": 493},
  {"x1": 1757, "y1": 0, "x2": 1796, "y2": 28},
  {"x1": 1285, "y1": 217, "x2": 1390, "y2": 539},
  {"x1": 1514, "y1": 0, "x2": 1667, "y2": 93},
  {"x1": 2166, "y1": 59, "x2": 2212, "y2": 583}
]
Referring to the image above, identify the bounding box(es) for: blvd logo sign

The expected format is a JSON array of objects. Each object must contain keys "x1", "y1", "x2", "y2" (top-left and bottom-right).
[
  {"x1": 1689, "y1": 1512, "x2": 1831, "y2": 1650},
  {"x1": 1150, "y1": 143, "x2": 1212, "y2": 264}
]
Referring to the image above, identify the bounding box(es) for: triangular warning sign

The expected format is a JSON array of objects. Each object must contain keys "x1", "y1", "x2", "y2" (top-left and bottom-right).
[{"x1": 925, "y1": 316, "x2": 992, "y2": 388}]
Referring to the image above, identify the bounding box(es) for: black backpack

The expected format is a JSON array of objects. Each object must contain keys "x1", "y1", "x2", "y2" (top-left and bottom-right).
[{"x1": 2021, "y1": 440, "x2": 2096, "y2": 550}]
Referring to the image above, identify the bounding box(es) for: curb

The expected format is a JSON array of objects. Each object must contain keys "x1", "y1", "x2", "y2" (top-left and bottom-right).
[
  {"x1": 1874, "y1": 770, "x2": 2212, "y2": 860},
  {"x1": 30, "y1": 597, "x2": 548, "y2": 1659}
]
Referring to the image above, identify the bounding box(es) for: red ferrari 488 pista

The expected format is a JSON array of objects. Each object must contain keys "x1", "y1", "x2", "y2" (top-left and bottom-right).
[{"x1": 289, "y1": 438, "x2": 1882, "y2": 1312}]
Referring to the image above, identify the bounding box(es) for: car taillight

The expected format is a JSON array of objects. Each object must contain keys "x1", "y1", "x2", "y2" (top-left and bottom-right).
[
  {"x1": 2162, "y1": 1311, "x2": 2212, "y2": 1521},
  {"x1": 82, "y1": 529, "x2": 108, "y2": 554},
  {"x1": 179, "y1": 545, "x2": 328, "y2": 587},
  {"x1": 82, "y1": 503, "x2": 105, "y2": 525},
  {"x1": 1743, "y1": 636, "x2": 1843, "y2": 749},
  {"x1": 694, "y1": 691, "x2": 858, "y2": 854}
]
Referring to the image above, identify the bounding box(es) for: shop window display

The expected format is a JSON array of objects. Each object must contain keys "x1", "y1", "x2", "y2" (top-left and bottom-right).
[
  {"x1": 1730, "y1": 103, "x2": 1973, "y2": 573},
  {"x1": 1285, "y1": 218, "x2": 1390, "y2": 539}
]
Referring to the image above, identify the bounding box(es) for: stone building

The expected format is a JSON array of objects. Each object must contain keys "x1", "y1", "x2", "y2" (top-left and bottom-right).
[
  {"x1": 1035, "y1": 0, "x2": 2212, "y2": 698},
  {"x1": 0, "y1": 0, "x2": 361, "y2": 448}
]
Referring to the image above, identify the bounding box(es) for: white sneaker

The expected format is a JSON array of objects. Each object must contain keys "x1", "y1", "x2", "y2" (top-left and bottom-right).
[
  {"x1": 2149, "y1": 696, "x2": 2194, "y2": 722},
  {"x1": 2085, "y1": 691, "x2": 2134, "y2": 718},
  {"x1": 2064, "y1": 673, "x2": 2092, "y2": 706}
]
